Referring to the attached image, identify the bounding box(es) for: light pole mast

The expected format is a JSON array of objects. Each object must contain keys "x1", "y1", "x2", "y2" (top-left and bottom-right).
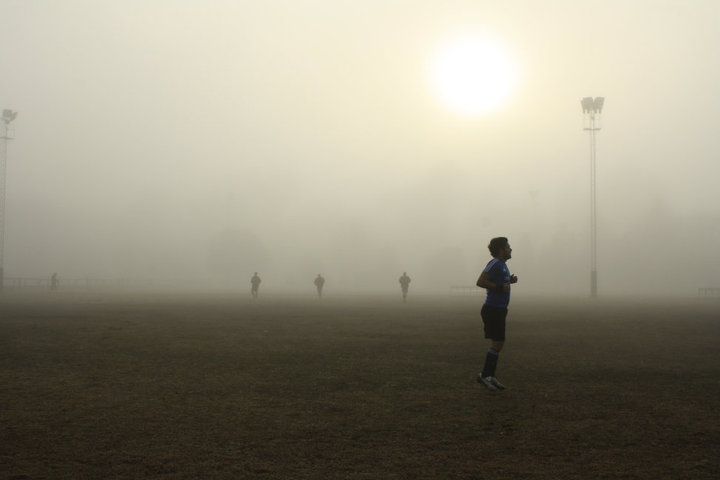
[
  {"x1": 0, "y1": 109, "x2": 18, "y2": 291},
  {"x1": 581, "y1": 97, "x2": 603, "y2": 298}
]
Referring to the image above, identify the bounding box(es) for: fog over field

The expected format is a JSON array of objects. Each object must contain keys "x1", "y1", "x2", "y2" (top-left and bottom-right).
[{"x1": 1, "y1": 0, "x2": 719, "y2": 294}]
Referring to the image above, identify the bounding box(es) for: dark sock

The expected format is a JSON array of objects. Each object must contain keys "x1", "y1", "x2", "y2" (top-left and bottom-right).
[{"x1": 481, "y1": 349, "x2": 500, "y2": 378}]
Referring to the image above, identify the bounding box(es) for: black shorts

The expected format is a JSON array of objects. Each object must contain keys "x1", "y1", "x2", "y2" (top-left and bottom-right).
[{"x1": 481, "y1": 304, "x2": 508, "y2": 342}]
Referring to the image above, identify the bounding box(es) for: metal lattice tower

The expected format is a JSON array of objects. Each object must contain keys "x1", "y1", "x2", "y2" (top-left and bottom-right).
[
  {"x1": 581, "y1": 97, "x2": 604, "y2": 298},
  {"x1": 0, "y1": 109, "x2": 18, "y2": 291}
]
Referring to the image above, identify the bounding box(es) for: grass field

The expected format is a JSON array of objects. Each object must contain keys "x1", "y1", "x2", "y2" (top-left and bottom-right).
[{"x1": 1, "y1": 292, "x2": 719, "y2": 479}]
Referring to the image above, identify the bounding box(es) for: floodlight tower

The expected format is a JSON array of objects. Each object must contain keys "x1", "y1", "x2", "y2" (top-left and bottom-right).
[
  {"x1": 0, "y1": 109, "x2": 18, "y2": 291},
  {"x1": 581, "y1": 97, "x2": 604, "y2": 298}
]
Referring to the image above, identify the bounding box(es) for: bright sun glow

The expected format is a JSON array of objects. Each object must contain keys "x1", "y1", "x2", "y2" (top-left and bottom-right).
[{"x1": 430, "y1": 34, "x2": 519, "y2": 117}]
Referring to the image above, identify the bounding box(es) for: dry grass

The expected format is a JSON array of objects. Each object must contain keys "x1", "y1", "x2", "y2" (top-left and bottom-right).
[{"x1": 1, "y1": 292, "x2": 719, "y2": 479}]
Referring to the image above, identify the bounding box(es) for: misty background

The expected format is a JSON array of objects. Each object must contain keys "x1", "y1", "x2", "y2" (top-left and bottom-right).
[{"x1": 0, "y1": 0, "x2": 719, "y2": 294}]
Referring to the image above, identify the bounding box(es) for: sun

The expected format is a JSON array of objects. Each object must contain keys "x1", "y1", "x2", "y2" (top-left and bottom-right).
[{"x1": 430, "y1": 34, "x2": 519, "y2": 117}]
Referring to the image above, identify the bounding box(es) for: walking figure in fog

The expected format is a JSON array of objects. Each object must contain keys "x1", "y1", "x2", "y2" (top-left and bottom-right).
[
  {"x1": 50, "y1": 273, "x2": 59, "y2": 291},
  {"x1": 475, "y1": 237, "x2": 517, "y2": 391},
  {"x1": 398, "y1": 272, "x2": 411, "y2": 302},
  {"x1": 250, "y1": 272, "x2": 262, "y2": 299},
  {"x1": 314, "y1": 274, "x2": 325, "y2": 298}
]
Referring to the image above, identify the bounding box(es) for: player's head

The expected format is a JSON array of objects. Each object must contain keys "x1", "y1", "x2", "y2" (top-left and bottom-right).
[{"x1": 488, "y1": 237, "x2": 512, "y2": 260}]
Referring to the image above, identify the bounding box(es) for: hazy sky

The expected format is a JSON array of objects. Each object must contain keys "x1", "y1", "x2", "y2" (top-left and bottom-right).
[{"x1": 1, "y1": 0, "x2": 719, "y2": 294}]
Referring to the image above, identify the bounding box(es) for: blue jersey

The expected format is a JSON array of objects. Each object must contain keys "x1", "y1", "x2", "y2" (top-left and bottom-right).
[{"x1": 483, "y1": 258, "x2": 511, "y2": 308}]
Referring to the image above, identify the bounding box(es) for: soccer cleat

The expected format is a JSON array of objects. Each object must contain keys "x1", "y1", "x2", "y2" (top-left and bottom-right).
[
  {"x1": 489, "y1": 377, "x2": 506, "y2": 390},
  {"x1": 477, "y1": 375, "x2": 499, "y2": 391}
]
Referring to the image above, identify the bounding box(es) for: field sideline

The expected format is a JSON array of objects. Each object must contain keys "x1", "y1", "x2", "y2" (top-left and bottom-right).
[{"x1": 1, "y1": 293, "x2": 719, "y2": 479}]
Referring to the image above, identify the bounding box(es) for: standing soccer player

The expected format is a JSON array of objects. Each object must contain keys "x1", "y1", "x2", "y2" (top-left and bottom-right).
[
  {"x1": 314, "y1": 274, "x2": 325, "y2": 298},
  {"x1": 475, "y1": 237, "x2": 517, "y2": 391},
  {"x1": 398, "y1": 272, "x2": 411, "y2": 302},
  {"x1": 250, "y1": 272, "x2": 262, "y2": 300}
]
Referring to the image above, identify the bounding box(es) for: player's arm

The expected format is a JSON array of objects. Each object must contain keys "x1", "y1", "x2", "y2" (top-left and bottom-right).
[{"x1": 476, "y1": 271, "x2": 499, "y2": 290}]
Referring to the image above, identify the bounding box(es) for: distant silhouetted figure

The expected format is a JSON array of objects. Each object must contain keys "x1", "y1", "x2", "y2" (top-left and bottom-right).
[
  {"x1": 250, "y1": 272, "x2": 261, "y2": 299},
  {"x1": 314, "y1": 274, "x2": 325, "y2": 298},
  {"x1": 399, "y1": 272, "x2": 411, "y2": 302},
  {"x1": 475, "y1": 236, "x2": 517, "y2": 392},
  {"x1": 50, "y1": 273, "x2": 59, "y2": 291}
]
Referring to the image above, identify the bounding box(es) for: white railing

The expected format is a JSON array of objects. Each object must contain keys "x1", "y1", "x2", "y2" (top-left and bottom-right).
[
  {"x1": 449, "y1": 285, "x2": 482, "y2": 296},
  {"x1": 698, "y1": 287, "x2": 720, "y2": 298}
]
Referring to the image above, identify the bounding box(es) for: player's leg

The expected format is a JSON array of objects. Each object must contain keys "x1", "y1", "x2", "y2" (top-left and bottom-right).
[
  {"x1": 486, "y1": 310, "x2": 508, "y2": 389},
  {"x1": 478, "y1": 306, "x2": 507, "y2": 390},
  {"x1": 486, "y1": 340, "x2": 506, "y2": 389},
  {"x1": 481, "y1": 340, "x2": 502, "y2": 380}
]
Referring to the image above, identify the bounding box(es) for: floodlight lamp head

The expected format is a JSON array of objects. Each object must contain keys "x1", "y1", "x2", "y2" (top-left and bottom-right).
[
  {"x1": 581, "y1": 97, "x2": 594, "y2": 114},
  {"x1": 2, "y1": 109, "x2": 18, "y2": 124},
  {"x1": 593, "y1": 97, "x2": 604, "y2": 113}
]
